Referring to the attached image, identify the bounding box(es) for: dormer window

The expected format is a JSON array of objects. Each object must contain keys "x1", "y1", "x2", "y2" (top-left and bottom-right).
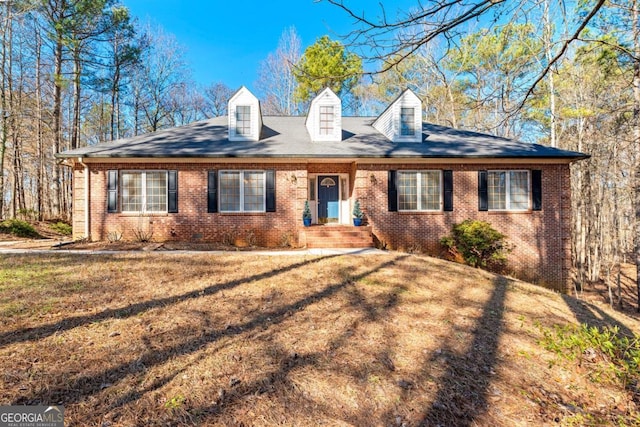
[
  {"x1": 400, "y1": 108, "x2": 415, "y2": 136},
  {"x1": 306, "y1": 88, "x2": 342, "y2": 142},
  {"x1": 228, "y1": 86, "x2": 262, "y2": 142},
  {"x1": 236, "y1": 106, "x2": 251, "y2": 136},
  {"x1": 373, "y1": 88, "x2": 422, "y2": 142},
  {"x1": 319, "y1": 106, "x2": 334, "y2": 135}
]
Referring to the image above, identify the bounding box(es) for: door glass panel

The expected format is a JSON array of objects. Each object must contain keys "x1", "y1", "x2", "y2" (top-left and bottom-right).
[
  {"x1": 320, "y1": 177, "x2": 336, "y2": 187},
  {"x1": 309, "y1": 178, "x2": 316, "y2": 201}
]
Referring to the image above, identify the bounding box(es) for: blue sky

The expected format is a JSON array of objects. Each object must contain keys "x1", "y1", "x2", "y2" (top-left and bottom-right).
[{"x1": 123, "y1": 0, "x2": 417, "y2": 90}]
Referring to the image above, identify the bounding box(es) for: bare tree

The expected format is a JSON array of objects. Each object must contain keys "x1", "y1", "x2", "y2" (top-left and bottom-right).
[
  {"x1": 129, "y1": 24, "x2": 189, "y2": 133},
  {"x1": 327, "y1": 0, "x2": 606, "y2": 109},
  {"x1": 201, "y1": 82, "x2": 234, "y2": 118},
  {"x1": 255, "y1": 26, "x2": 302, "y2": 115},
  {"x1": 0, "y1": 0, "x2": 12, "y2": 219}
]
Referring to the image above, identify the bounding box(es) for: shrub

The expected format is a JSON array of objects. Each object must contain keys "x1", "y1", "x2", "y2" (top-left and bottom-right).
[
  {"x1": 132, "y1": 226, "x2": 154, "y2": 243},
  {"x1": 440, "y1": 219, "x2": 509, "y2": 269},
  {"x1": 0, "y1": 219, "x2": 39, "y2": 238},
  {"x1": 302, "y1": 200, "x2": 312, "y2": 220},
  {"x1": 107, "y1": 229, "x2": 123, "y2": 243},
  {"x1": 50, "y1": 221, "x2": 72, "y2": 235},
  {"x1": 17, "y1": 209, "x2": 38, "y2": 221},
  {"x1": 540, "y1": 323, "x2": 640, "y2": 390},
  {"x1": 352, "y1": 199, "x2": 363, "y2": 219}
]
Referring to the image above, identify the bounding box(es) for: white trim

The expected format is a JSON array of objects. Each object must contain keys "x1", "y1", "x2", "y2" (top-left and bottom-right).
[
  {"x1": 399, "y1": 107, "x2": 417, "y2": 137},
  {"x1": 397, "y1": 170, "x2": 443, "y2": 212},
  {"x1": 218, "y1": 170, "x2": 267, "y2": 213},
  {"x1": 308, "y1": 172, "x2": 350, "y2": 225},
  {"x1": 120, "y1": 170, "x2": 169, "y2": 214},
  {"x1": 235, "y1": 105, "x2": 252, "y2": 136},
  {"x1": 487, "y1": 169, "x2": 531, "y2": 212}
]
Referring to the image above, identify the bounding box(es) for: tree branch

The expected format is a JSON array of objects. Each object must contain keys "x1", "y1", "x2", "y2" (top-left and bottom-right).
[{"x1": 515, "y1": 0, "x2": 607, "y2": 111}]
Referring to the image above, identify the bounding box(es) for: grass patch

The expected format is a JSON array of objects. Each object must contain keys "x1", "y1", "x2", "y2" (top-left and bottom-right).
[
  {"x1": 0, "y1": 219, "x2": 39, "y2": 238},
  {"x1": 49, "y1": 221, "x2": 72, "y2": 235},
  {"x1": 0, "y1": 253, "x2": 638, "y2": 426},
  {"x1": 540, "y1": 323, "x2": 640, "y2": 389}
]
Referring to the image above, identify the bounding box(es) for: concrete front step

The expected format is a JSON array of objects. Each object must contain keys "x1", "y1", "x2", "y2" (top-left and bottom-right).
[{"x1": 302, "y1": 225, "x2": 374, "y2": 248}]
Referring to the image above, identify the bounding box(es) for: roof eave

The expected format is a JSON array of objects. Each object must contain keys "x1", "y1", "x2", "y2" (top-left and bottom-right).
[{"x1": 55, "y1": 152, "x2": 589, "y2": 162}]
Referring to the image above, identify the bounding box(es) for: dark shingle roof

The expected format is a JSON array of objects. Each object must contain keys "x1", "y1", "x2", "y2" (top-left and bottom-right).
[{"x1": 57, "y1": 116, "x2": 588, "y2": 160}]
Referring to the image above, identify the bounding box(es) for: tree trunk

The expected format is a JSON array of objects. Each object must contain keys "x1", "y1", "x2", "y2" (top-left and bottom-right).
[
  {"x1": 0, "y1": 1, "x2": 11, "y2": 220},
  {"x1": 633, "y1": 0, "x2": 640, "y2": 311},
  {"x1": 51, "y1": 33, "x2": 63, "y2": 218},
  {"x1": 35, "y1": 25, "x2": 44, "y2": 220},
  {"x1": 71, "y1": 48, "x2": 82, "y2": 150},
  {"x1": 544, "y1": 0, "x2": 557, "y2": 147}
]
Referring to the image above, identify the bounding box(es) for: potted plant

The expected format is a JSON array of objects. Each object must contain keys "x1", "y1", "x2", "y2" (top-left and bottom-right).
[
  {"x1": 302, "y1": 200, "x2": 312, "y2": 227},
  {"x1": 352, "y1": 199, "x2": 364, "y2": 226}
]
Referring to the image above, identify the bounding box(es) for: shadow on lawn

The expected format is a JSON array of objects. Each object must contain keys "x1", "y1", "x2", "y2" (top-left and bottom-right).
[
  {"x1": 0, "y1": 254, "x2": 339, "y2": 348},
  {"x1": 561, "y1": 294, "x2": 636, "y2": 338},
  {"x1": 186, "y1": 258, "x2": 409, "y2": 424},
  {"x1": 417, "y1": 276, "x2": 509, "y2": 426},
  {"x1": 15, "y1": 254, "x2": 410, "y2": 411}
]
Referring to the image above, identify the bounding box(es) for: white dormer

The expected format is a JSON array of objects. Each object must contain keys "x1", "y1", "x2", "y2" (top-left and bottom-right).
[
  {"x1": 228, "y1": 86, "x2": 262, "y2": 141},
  {"x1": 373, "y1": 88, "x2": 423, "y2": 143},
  {"x1": 306, "y1": 88, "x2": 342, "y2": 142}
]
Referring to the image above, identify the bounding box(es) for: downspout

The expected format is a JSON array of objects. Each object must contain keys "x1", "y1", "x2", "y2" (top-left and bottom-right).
[{"x1": 77, "y1": 157, "x2": 90, "y2": 239}]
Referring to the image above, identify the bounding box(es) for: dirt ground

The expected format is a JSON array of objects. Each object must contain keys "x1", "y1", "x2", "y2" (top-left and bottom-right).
[
  {"x1": 576, "y1": 264, "x2": 640, "y2": 320},
  {"x1": 1, "y1": 251, "x2": 640, "y2": 426}
]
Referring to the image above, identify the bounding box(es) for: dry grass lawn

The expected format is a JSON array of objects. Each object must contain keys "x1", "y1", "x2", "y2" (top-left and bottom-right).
[{"x1": 1, "y1": 252, "x2": 639, "y2": 426}]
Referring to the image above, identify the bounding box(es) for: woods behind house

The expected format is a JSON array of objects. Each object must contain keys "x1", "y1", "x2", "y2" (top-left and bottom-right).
[{"x1": 0, "y1": 0, "x2": 637, "y2": 292}]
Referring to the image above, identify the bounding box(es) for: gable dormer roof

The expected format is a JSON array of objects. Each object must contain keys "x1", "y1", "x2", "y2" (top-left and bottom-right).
[
  {"x1": 228, "y1": 86, "x2": 262, "y2": 142},
  {"x1": 305, "y1": 87, "x2": 342, "y2": 142},
  {"x1": 373, "y1": 88, "x2": 423, "y2": 143}
]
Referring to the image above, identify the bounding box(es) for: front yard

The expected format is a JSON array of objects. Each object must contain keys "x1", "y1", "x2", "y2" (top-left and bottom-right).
[{"x1": 1, "y1": 252, "x2": 639, "y2": 426}]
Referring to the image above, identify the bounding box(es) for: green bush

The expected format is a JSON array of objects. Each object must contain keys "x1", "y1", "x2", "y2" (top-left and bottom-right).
[
  {"x1": 50, "y1": 221, "x2": 72, "y2": 235},
  {"x1": 540, "y1": 323, "x2": 640, "y2": 389},
  {"x1": 302, "y1": 200, "x2": 312, "y2": 220},
  {"x1": 440, "y1": 219, "x2": 509, "y2": 269},
  {"x1": 352, "y1": 199, "x2": 363, "y2": 219},
  {"x1": 0, "y1": 219, "x2": 39, "y2": 238}
]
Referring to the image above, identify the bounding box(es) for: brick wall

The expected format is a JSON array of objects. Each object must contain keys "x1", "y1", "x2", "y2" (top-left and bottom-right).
[
  {"x1": 78, "y1": 163, "x2": 308, "y2": 247},
  {"x1": 352, "y1": 163, "x2": 572, "y2": 291},
  {"x1": 74, "y1": 161, "x2": 572, "y2": 291}
]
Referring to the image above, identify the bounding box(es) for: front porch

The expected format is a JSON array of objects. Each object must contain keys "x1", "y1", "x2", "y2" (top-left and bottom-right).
[
  {"x1": 306, "y1": 172, "x2": 354, "y2": 225},
  {"x1": 300, "y1": 225, "x2": 374, "y2": 249}
]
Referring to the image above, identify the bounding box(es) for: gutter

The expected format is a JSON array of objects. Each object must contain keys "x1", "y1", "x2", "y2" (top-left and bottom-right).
[{"x1": 77, "y1": 157, "x2": 90, "y2": 239}]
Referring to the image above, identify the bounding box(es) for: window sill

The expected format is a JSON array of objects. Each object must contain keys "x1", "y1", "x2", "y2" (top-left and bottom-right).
[
  {"x1": 397, "y1": 210, "x2": 444, "y2": 215},
  {"x1": 218, "y1": 212, "x2": 267, "y2": 216},
  {"x1": 117, "y1": 212, "x2": 169, "y2": 217},
  {"x1": 487, "y1": 210, "x2": 532, "y2": 214}
]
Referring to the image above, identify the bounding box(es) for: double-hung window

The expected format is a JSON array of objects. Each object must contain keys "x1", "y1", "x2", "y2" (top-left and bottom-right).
[
  {"x1": 488, "y1": 170, "x2": 530, "y2": 211},
  {"x1": 319, "y1": 105, "x2": 334, "y2": 135},
  {"x1": 219, "y1": 170, "x2": 265, "y2": 212},
  {"x1": 397, "y1": 171, "x2": 441, "y2": 211},
  {"x1": 121, "y1": 171, "x2": 168, "y2": 213},
  {"x1": 235, "y1": 106, "x2": 251, "y2": 136},
  {"x1": 400, "y1": 107, "x2": 415, "y2": 136}
]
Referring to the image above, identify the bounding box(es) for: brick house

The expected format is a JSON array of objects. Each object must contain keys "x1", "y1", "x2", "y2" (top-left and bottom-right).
[{"x1": 58, "y1": 87, "x2": 587, "y2": 291}]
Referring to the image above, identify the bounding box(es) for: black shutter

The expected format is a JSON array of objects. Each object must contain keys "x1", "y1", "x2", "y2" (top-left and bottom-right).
[
  {"x1": 207, "y1": 171, "x2": 218, "y2": 213},
  {"x1": 168, "y1": 170, "x2": 178, "y2": 213},
  {"x1": 443, "y1": 170, "x2": 453, "y2": 212},
  {"x1": 266, "y1": 170, "x2": 276, "y2": 212},
  {"x1": 388, "y1": 170, "x2": 398, "y2": 212},
  {"x1": 532, "y1": 169, "x2": 542, "y2": 211},
  {"x1": 478, "y1": 170, "x2": 488, "y2": 211},
  {"x1": 107, "y1": 170, "x2": 118, "y2": 213}
]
